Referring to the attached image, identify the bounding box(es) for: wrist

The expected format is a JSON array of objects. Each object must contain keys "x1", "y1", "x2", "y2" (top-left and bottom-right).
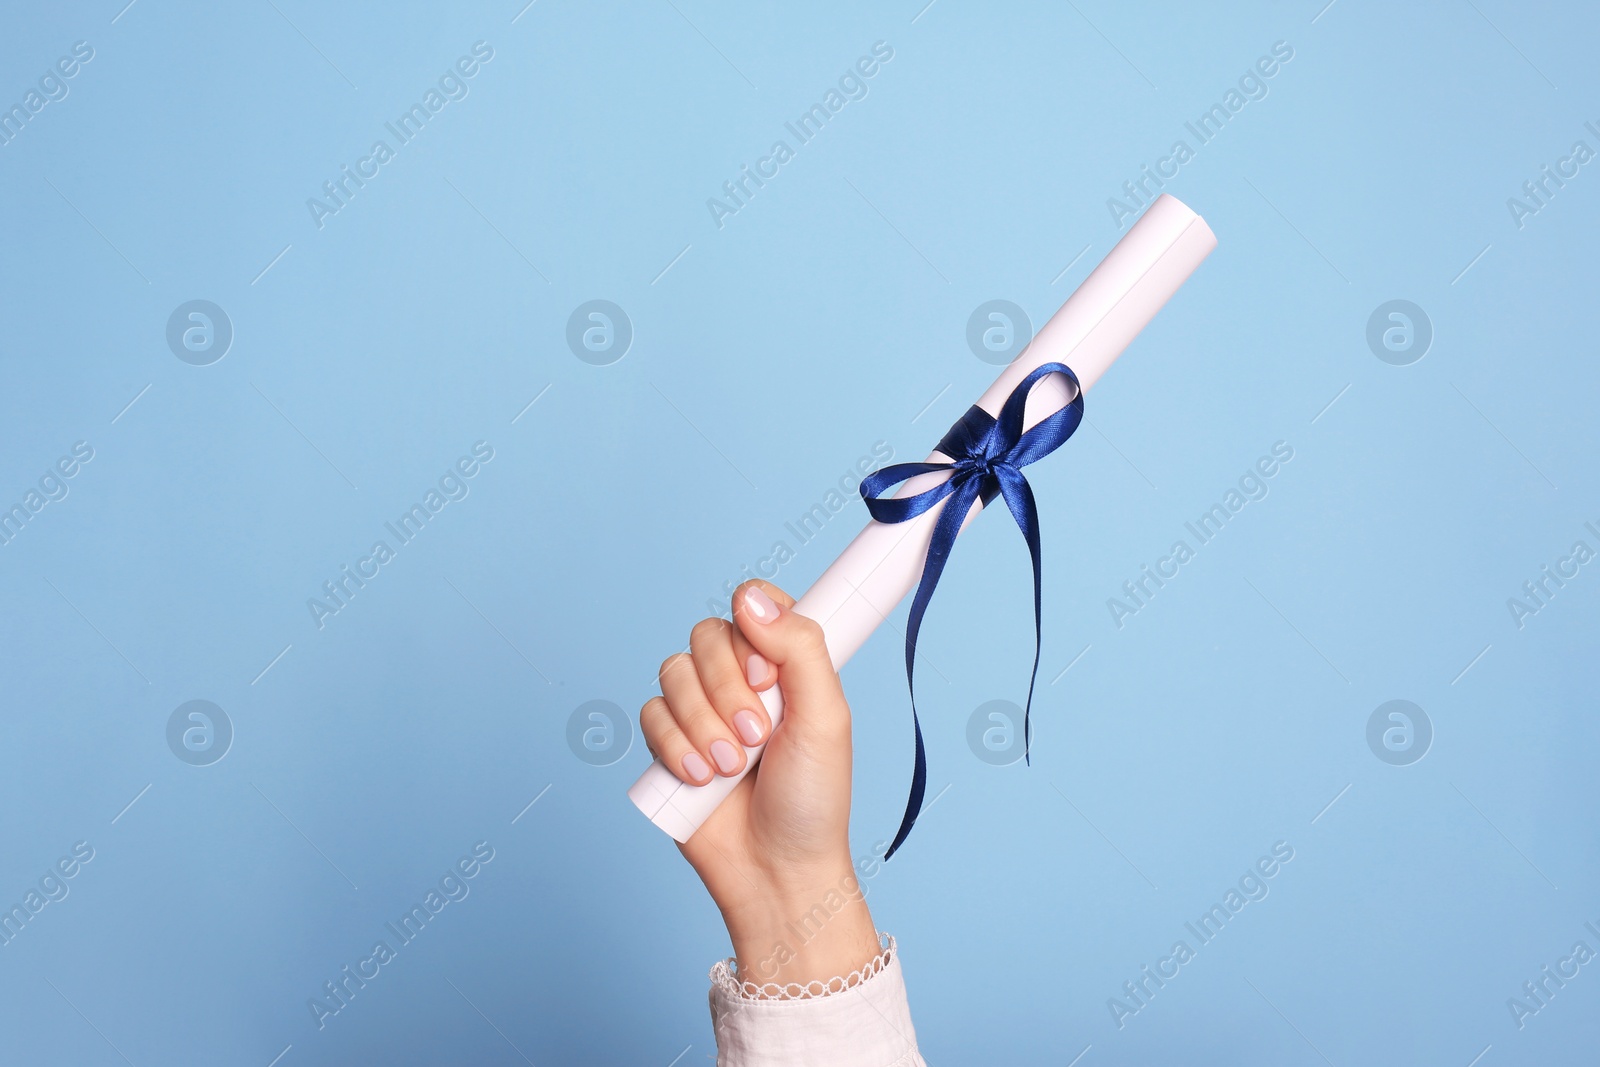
[{"x1": 720, "y1": 863, "x2": 880, "y2": 990}]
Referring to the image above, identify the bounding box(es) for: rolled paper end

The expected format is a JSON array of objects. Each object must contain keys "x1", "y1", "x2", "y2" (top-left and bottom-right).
[
  {"x1": 628, "y1": 765, "x2": 700, "y2": 843},
  {"x1": 997, "y1": 193, "x2": 1216, "y2": 405},
  {"x1": 628, "y1": 674, "x2": 786, "y2": 843},
  {"x1": 627, "y1": 193, "x2": 1216, "y2": 847}
]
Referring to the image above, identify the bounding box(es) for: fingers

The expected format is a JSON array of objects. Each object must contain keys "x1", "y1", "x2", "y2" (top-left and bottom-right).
[
  {"x1": 689, "y1": 618, "x2": 770, "y2": 748},
  {"x1": 639, "y1": 695, "x2": 711, "y2": 785},
  {"x1": 640, "y1": 624, "x2": 760, "y2": 787},
  {"x1": 729, "y1": 587, "x2": 792, "y2": 694},
  {"x1": 659, "y1": 650, "x2": 747, "y2": 780},
  {"x1": 731, "y1": 580, "x2": 848, "y2": 742},
  {"x1": 640, "y1": 582, "x2": 837, "y2": 789}
]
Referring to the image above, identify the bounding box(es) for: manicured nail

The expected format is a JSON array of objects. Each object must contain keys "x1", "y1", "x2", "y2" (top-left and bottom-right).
[
  {"x1": 709, "y1": 739, "x2": 740, "y2": 774},
  {"x1": 681, "y1": 751, "x2": 711, "y2": 782},
  {"x1": 746, "y1": 653, "x2": 770, "y2": 687},
  {"x1": 744, "y1": 587, "x2": 778, "y2": 622},
  {"x1": 733, "y1": 710, "x2": 764, "y2": 746}
]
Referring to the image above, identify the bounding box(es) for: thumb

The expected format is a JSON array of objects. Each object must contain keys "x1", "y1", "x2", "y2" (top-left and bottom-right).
[{"x1": 731, "y1": 581, "x2": 847, "y2": 738}]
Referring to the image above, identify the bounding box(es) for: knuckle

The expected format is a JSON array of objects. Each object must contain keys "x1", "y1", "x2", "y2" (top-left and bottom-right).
[
  {"x1": 790, "y1": 613, "x2": 826, "y2": 651},
  {"x1": 658, "y1": 652, "x2": 692, "y2": 680},
  {"x1": 639, "y1": 695, "x2": 667, "y2": 728},
  {"x1": 676, "y1": 698, "x2": 719, "y2": 732},
  {"x1": 690, "y1": 617, "x2": 729, "y2": 645},
  {"x1": 707, "y1": 676, "x2": 751, "y2": 712}
]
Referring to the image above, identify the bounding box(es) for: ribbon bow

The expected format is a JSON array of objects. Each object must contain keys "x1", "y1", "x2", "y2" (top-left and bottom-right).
[{"x1": 859, "y1": 362, "x2": 1083, "y2": 859}]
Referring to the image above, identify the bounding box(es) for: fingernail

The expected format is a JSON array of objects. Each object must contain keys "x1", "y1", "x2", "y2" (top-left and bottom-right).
[
  {"x1": 733, "y1": 710, "x2": 764, "y2": 746},
  {"x1": 746, "y1": 653, "x2": 770, "y2": 687},
  {"x1": 744, "y1": 587, "x2": 779, "y2": 622},
  {"x1": 681, "y1": 751, "x2": 711, "y2": 782},
  {"x1": 709, "y1": 739, "x2": 740, "y2": 774}
]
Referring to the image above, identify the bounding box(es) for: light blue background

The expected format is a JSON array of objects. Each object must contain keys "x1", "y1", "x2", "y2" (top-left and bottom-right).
[{"x1": 2, "y1": 1, "x2": 1596, "y2": 1064}]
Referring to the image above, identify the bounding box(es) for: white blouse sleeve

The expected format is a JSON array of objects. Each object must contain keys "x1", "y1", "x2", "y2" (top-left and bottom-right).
[{"x1": 707, "y1": 934, "x2": 927, "y2": 1067}]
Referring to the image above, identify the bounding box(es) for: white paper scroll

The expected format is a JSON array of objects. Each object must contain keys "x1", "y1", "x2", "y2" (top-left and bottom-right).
[{"x1": 629, "y1": 193, "x2": 1217, "y2": 843}]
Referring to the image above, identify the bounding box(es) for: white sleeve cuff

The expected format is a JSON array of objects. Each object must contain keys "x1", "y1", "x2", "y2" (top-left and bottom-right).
[{"x1": 708, "y1": 934, "x2": 926, "y2": 1067}]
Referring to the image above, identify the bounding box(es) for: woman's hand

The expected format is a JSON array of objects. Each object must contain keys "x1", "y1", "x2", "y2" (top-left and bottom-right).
[{"x1": 640, "y1": 580, "x2": 879, "y2": 989}]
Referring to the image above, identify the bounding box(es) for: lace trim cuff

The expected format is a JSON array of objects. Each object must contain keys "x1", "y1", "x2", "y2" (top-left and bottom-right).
[{"x1": 709, "y1": 933, "x2": 896, "y2": 1002}]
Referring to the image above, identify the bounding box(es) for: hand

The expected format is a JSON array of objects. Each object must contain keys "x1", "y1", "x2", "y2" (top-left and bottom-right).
[{"x1": 640, "y1": 580, "x2": 880, "y2": 989}]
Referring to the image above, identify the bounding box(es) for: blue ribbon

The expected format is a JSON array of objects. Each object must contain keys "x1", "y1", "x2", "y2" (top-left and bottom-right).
[{"x1": 859, "y1": 362, "x2": 1083, "y2": 859}]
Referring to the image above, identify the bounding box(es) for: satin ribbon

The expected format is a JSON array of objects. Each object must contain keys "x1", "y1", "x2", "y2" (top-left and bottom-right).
[{"x1": 859, "y1": 362, "x2": 1084, "y2": 858}]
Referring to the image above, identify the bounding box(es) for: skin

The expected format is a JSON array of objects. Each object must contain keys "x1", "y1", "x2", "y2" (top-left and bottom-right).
[{"x1": 640, "y1": 579, "x2": 880, "y2": 989}]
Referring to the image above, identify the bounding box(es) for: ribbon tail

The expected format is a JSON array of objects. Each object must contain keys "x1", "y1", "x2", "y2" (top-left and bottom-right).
[
  {"x1": 883, "y1": 707, "x2": 927, "y2": 864},
  {"x1": 996, "y1": 467, "x2": 1045, "y2": 767},
  {"x1": 884, "y1": 475, "x2": 984, "y2": 861}
]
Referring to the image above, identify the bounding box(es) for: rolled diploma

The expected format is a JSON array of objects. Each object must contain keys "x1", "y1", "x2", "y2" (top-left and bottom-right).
[{"x1": 629, "y1": 193, "x2": 1217, "y2": 843}]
